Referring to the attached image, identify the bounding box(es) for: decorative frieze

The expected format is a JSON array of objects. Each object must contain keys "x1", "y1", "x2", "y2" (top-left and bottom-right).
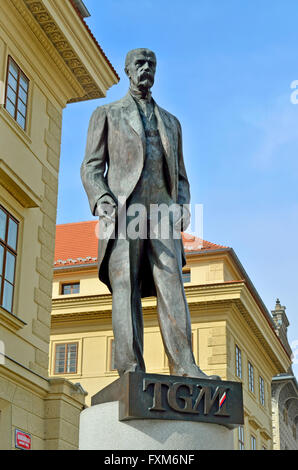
[{"x1": 17, "y1": 0, "x2": 104, "y2": 102}]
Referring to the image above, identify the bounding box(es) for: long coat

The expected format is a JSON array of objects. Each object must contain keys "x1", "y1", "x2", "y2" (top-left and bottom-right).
[{"x1": 81, "y1": 92, "x2": 190, "y2": 297}]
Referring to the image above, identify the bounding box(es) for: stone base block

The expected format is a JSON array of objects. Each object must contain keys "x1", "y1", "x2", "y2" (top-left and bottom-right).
[{"x1": 79, "y1": 401, "x2": 234, "y2": 450}]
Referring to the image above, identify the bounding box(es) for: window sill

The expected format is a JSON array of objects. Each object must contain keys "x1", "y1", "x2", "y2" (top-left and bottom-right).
[
  {"x1": 60, "y1": 293, "x2": 81, "y2": 297},
  {"x1": 0, "y1": 158, "x2": 41, "y2": 208},
  {"x1": 0, "y1": 307, "x2": 27, "y2": 332},
  {"x1": 50, "y1": 372, "x2": 81, "y2": 379},
  {"x1": 0, "y1": 105, "x2": 31, "y2": 146},
  {"x1": 104, "y1": 370, "x2": 118, "y2": 377}
]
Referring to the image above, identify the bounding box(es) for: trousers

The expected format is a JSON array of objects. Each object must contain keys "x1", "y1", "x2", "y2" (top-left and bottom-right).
[{"x1": 108, "y1": 219, "x2": 200, "y2": 377}]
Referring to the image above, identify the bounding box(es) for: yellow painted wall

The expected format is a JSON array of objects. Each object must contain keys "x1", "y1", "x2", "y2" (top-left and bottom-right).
[
  {"x1": 50, "y1": 253, "x2": 291, "y2": 450},
  {"x1": 0, "y1": 0, "x2": 117, "y2": 450}
]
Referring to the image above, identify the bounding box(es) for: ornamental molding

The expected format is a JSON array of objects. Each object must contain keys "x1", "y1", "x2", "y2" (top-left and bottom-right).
[
  {"x1": 260, "y1": 427, "x2": 272, "y2": 441},
  {"x1": 13, "y1": 0, "x2": 103, "y2": 102}
]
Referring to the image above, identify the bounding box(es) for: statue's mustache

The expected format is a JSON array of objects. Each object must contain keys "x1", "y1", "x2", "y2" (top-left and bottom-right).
[{"x1": 139, "y1": 72, "x2": 154, "y2": 81}]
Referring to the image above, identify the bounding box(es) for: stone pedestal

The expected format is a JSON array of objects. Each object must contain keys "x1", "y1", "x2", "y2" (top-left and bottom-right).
[
  {"x1": 79, "y1": 372, "x2": 243, "y2": 450},
  {"x1": 79, "y1": 401, "x2": 235, "y2": 450}
]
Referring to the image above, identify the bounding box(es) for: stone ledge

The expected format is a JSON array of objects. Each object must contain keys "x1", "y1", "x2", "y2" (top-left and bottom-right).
[{"x1": 0, "y1": 307, "x2": 27, "y2": 332}]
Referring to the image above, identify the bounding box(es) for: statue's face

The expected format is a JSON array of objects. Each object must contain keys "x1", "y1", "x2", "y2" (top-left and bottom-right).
[{"x1": 126, "y1": 50, "x2": 156, "y2": 91}]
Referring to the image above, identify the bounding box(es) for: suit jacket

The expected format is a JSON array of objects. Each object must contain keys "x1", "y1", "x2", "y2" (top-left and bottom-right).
[{"x1": 81, "y1": 92, "x2": 190, "y2": 297}]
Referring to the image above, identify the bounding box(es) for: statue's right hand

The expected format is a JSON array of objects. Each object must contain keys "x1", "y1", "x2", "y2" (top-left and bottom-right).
[{"x1": 96, "y1": 195, "x2": 117, "y2": 224}]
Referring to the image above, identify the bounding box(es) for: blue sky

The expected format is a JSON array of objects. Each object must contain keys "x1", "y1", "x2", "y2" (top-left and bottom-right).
[{"x1": 58, "y1": 0, "x2": 298, "y2": 376}]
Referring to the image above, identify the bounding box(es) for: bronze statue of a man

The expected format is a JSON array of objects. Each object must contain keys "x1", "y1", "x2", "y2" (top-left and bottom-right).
[{"x1": 81, "y1": 48, "x2": 217, "y2": 380}]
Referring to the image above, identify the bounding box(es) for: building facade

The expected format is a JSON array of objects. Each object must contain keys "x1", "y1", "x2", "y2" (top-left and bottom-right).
[
  {"x1": 271, "y1": 300, "x2": 298, "y2": 450},
  {"x1": 50, "y1": 220, "x2": 292, "y2": 450},
  {"x1": 0, "y1": 0, "x2": 118, "y2": 450}
]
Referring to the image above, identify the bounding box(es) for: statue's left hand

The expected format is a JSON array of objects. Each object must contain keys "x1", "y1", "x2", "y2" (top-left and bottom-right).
[{"x1": 96, "y1": 194, "x2": 117, "y2": 224}]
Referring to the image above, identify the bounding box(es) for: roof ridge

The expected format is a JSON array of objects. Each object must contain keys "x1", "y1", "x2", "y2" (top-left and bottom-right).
[
  {"x1": 203, "y1": 239, "x2": 228, "y2": 248},
  {"x1": 56, "y1": 220, "x2": 98, "y2": 228},
  {"x1": 182, "y1": 233, "x2": 229, "y2": 249}
]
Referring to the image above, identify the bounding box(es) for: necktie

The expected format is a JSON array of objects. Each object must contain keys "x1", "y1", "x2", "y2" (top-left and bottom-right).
[{"x1": 139, "y1": 99, "x2": 153, "y2": 120}]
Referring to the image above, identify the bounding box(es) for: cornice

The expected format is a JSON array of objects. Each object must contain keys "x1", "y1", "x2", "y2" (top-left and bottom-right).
[
  {"x1": 13, "y1": 0, "x2": 106, "y2": 102},
  {"x1": 184, "y1": 280, "x2": 245, "y2": 301},
  {"x1": 52, "y1": 293, "x2": 112, "y2": 309},
  {"x1": 12, "y1": 0, "x2": 84, "y2": 100}
]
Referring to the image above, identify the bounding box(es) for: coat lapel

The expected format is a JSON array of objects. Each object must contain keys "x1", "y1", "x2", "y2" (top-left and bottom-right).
[
  {"x1": 121, "y1": 93, "x2": 146, "y2": 163},
  {"x1": 154, "y1": 102, "x2": 176, "y2": 198}
]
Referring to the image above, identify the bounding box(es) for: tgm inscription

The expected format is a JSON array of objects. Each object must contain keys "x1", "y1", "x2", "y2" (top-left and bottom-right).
[{"x1": 143, "y1": 379, "x2": 230, "y2": 417}]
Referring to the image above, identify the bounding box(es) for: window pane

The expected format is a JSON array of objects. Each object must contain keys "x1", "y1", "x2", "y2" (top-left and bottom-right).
[
  {"x1": 7, "y1": 86, "x2": 16, "y2": 105},
  {"x1": 17, "y1": 112, "x2": 25, "y2": 129},
  {"x1": 8, "y1": 73, "x2": 17, "y2": 91},
  {"x1": 8, "y1": 218, "x2": 18, "y2": 251},
  {"x1": 5, "y1": 251, "x2": 16, "y2": 283},
  {"x1": 62, "y1": 285, "x2": 71, "y2": 295},
  {"x1": 72, "y1": 283, "x2": 80, "y2": 294},
  {"x1": 2, "y1": 280, "x2": 13, "y2": 312},
  {"x1": 0, "y1": 210, "x2": 7, "y2": 241},
  {"x1": 111, "y1": 340, "x2": 116, "y2": 370},
  {"x1": 19, "y1": 87, "x2": 27, "y2": 104},
  {"x1": 66, "y1": 344, "x2": 77, "y2": 373},
  {"x1": 17, "y1": 100, "x2": 26, "y2": 117},
  {"x1": 20, "y1": 75, "x2": 28, "y2": 92},
  {"x1": 236, "y1": 346, "x2": 242, "y2": 378},
  {"x1": 260, "y1": 377, "x2": 265, "y2": 405},
  {"x1": 5, "y1": 99, "x2": 15, "y2": 118},
  {"x1": 0, "y1": 245, "x2": 4, "y2": 275},
  {"x1": 9, "y1": 60, "x2": 18, "y2": 79},
  {"x1": 55, "y1": 344, "x2": 66, "y2": 373},
  {"x1": 182, "y1": 272, "x2": 191, "y2": 283},
  {"x1": 62, "y1": 283, "x2": 80, "y2": 294}
]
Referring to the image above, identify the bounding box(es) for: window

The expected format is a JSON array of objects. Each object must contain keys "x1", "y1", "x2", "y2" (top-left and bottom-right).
[
  {"x1": 293, "y1": 425, "x2": 296, "y2": 440},
  {"x1": 235, "y1": 345, "x2": 242, "y2": 378},
  {"x1": 4, "y1": 57, "x2": 29, "y2": 130},
  {"x1": 0, "y1": 206, "x2": 18, "y2": 313},
  {"x1": 109, "y1": 339, "x2": 116, "y2": 371},
  {"x1": 182, "y1": 270, "x2": 191, "y2": 283},
  {"x1": 238, "y1": 426, "x2": 245, "y2": 450},
  {"x1": 248, "y1": 361, "x2": 254, "y2": 393},
  {"x1": 283, "y1": 408, "x2": 288, "y2": 425},
  {"x1": 54, "y1": 343, "x2": 78, "y2": 374},
  {"x1": 259, "y1": 376, "x2": 265, "y2": 406},
  {"x1": 251, "y1": 435, "x2": 256, "y2": 450},
  {"x1": 61, "y1": 282, "x2": 80, "y2": 295}
]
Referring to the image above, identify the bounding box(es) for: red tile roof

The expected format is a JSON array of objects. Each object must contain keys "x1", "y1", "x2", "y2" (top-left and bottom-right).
[{"x1": 54, "y1": 221, "x2": 228, "y2": 267}]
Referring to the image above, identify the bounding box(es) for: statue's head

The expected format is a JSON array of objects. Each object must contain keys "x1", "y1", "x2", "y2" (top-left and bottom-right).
[{"x1": 125, "y1": 48, "x2": 157, "y2": 92}]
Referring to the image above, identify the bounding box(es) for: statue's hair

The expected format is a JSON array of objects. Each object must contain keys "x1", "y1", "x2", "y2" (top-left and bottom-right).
[{"x1": 125, "y1": 48, "x2": 156, "y2": 74}]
